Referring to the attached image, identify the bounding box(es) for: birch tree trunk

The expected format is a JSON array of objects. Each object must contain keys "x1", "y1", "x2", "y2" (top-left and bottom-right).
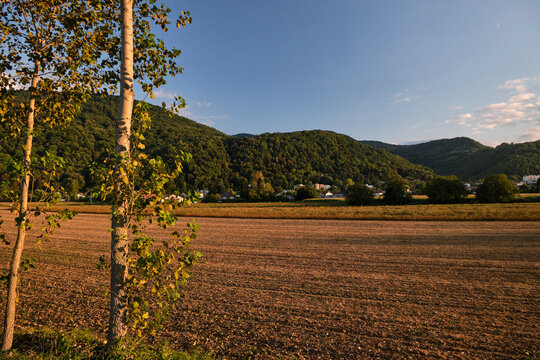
[
  {"x1": 107, "y1": 0, "x2": 134, "y2": 347},
  {"x1": 1, "y1": 61, "x2": 40, "y2": 352}
]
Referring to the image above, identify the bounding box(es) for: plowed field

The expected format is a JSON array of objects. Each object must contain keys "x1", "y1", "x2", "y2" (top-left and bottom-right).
[{"x1": 0, "y1": 209, "x2": 538, "y2": 359}]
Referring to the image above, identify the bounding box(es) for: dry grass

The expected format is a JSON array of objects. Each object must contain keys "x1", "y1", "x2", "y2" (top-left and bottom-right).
[{"x1": 26, "y1": 200, "x2": 540, "y2": 221}]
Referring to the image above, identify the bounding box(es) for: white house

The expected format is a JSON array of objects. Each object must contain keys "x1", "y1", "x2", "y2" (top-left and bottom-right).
[{"x1": 523, "y1": 175, "x2": 540, "y2": 185}]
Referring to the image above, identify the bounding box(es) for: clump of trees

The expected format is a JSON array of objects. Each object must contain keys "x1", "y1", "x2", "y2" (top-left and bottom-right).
[
  {"x1": 241, "y1": 171, "x2": 274, "y2": 201},
  {"x1": 383, "y1": 175, "x2": 411, "y2": 205},
  {"x1": 476, "y1": 174, "x2": 516, "y2": 203},
  {"x1": 295, "y1": 186, "x2": 318, "y2": 201},
  {"x1": 0, "y1": 0, "x2": 199, "y2": 354},
  {"x1": 425, "y1": 176, "x2": 467, "y2": 204},
  {"x1": 345, "y1": 183, "x2": 373, "y2": 205},
  {"x1": 0, "y1": 0, "x2": 118, "y2": 350}
]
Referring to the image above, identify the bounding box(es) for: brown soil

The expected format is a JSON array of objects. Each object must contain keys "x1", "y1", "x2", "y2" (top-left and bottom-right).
[{"x1": 0, "y1": 209, "x2": 538, "y2": 359}]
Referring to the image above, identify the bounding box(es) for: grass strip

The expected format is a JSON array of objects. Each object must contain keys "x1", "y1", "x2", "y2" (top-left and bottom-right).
[
  {"x1": 0, "y1": 327, "x2": 211, "y2": 360},
  {"x1": 31, "y1": 201, "x2": 540, "y2": 221}
]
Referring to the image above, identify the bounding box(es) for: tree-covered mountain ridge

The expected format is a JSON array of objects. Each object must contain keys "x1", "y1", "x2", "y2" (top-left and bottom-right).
[
  {"x1": 0, "y1": 95, "x2": 434, "y2": 195},
  {"x1": 1, "y1": 95, "x2": 536, "y2": 196},
  {"x1": 360, "y1": 137, "x2": 540, "y2": 181}
]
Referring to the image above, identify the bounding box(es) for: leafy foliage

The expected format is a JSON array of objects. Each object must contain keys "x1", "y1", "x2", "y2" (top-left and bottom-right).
[
  {"x1": 225, "y1": 130, "x2": 433, "y2": 191},
  {"x1": 93, "y1": 102, "x2": 201, "y2": 339},
  {"x1": 425, "y1": 175, "x2": 467, "y2": 204},
  {"x1": 240, "y1": 171, "x2": 274, "y2": 201},
  {"x1": 383, "y1": 175, "x2": 411, "y2": 205},
  {"x1": 476, "y1": 174, "x2": 516, "y2": 203},
  {"x1": 294, "y1": 186, "x2": 318, "y2": 201},
  {"x1": 345, "y1": 183, "x2": 373, "y2": 205},
  {"x1": 0, "y1": 0, "x2": 117, "y2": 348},
  {"x1": 5, "y1": 327, "x2": 211, "y2": 360},
  {"x1": 0, "y1": 101, "x2": 434, "y2": 199}
]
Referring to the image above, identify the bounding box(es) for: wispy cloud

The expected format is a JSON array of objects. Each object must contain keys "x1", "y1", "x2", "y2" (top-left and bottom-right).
[
  {"x1": 153, "y1": 93, "x2": 225, "y2": 127},
  {"x1": 392, "y1": 92, "x2": 413, "y2": 104},
  {"x1": 194, "y1": 101, "x2": 212, "y2": 108},
  {"x1": 519, "y1": 123, "x2": 540, "y2": 142},
  {"x1": 153, "y1": 88, "x2": 178, "y2": 100},
  {"x1": 450, "y1": 113, "x2": 473, "y2": 126},
  {"x1": 190, "y1": 114, "x2": 228, "y2": 127},
  {"x1": 177, "y1": 106, "x2": 192, "y2": 118},
  {"x1": 446, "y1": 77, "x2": 540, "y2": 134},
  {"x1": 497, "y1": 77, "x2": 534, "y2": 93}
]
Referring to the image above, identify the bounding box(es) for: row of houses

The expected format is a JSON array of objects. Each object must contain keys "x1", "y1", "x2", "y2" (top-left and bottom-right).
[
  {"x1": 73, "y1": 175, "x2": 540, "y2": 202},
  {"x1": 522, "y1": 175, "x2": 540, "y2": 185}
]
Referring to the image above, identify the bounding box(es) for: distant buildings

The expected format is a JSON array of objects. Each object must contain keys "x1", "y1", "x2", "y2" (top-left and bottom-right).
[
  {"x1": 523, "y1": 175, "x2": 540, "y2": 185},
  {"x1": 313, "y1": 183, "x2": 331, "y2": 191}
]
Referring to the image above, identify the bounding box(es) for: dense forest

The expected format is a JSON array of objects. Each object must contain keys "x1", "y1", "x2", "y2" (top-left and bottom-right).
[
  {"x1": 1, "y1": 95, "x2": 537, "y2": 198},
  {"x1": 0, "y1": 95, "x2": 435, "y2": 197},
  {"x1": 362, "y1": 137, "x2": 540, "y2": 181}
]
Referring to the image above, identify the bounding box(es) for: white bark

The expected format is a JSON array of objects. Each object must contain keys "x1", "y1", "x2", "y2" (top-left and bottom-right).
[
  {"x1": 1, "y1": 61, "x2": 40, "y2": 352},
  {"x1": 107, "y1": 0, "x2": 134, "y2": 347}
]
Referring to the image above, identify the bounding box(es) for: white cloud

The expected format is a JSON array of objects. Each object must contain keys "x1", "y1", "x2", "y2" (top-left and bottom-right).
[
  {"x1": 176, "y1": 105, "x2": 192, "y2": 118},
  {"x1": 448, "y1": 77, "x2": 540, "y2": 133},
  {"x1": 519, "y1": 124, "x2": 540, "y2": 142},
  {"x1": 497, "y1": 77, "x2": 535, "y2": 93},
  {"x1": 194, "y1": 101, "x2": 212, "y2": 108},
  {"x1": 446, "y1": 113, "x2": 473, "y2": 126},
  {"x1": 159, "y1": 96, "x2": 222, "y2": 126},
  {"x1": 191, "y1": 114, "x2": 228, "y2": 127},
  {"x1": 153, "y1": 88, "x2": 178, "y2": 100},
  {"x1": 482, "y1": 140, "x2": 502, "y2": 147},
  {"x1": 391, "y1": 91, "x2": 415, "y2": 104},
  {"x1": 509, "y1": 92, "x2": 536, "y2": 103},
  {"x1": 394, "y1": 92, "x2": 412, "y2": 104},
  {"x1": 199, "y1": 120, "x2": 215, "y2": 127}
]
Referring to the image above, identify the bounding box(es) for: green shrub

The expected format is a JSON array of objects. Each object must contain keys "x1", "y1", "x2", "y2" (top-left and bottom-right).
[
  {"x1": 345, "y1": 183, "x2": 373, "y2": 205},
  {"x1": 383, "y1": 175, "x2": 411, "y2": 205},
  {"x1": 4, "y1": 327, "x2": 211, "y2": 360},
  {"x1": 425, "y1": 175, "x2": 467, "y2": 203},
  {"x1": 294, "y1": 186, "x2": 318, "y2": 201},
  {"x1": 476, "y1": 174, "x2": 516, "y2": 203}
]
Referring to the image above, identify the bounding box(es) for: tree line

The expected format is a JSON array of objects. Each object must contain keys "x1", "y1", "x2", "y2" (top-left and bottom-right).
[
  {"x1": 345, "y1": 173, "x2": 535, "y2": 205},
  {"x1": 0, "y1": 96, "x2": 436, "y2": 199}
]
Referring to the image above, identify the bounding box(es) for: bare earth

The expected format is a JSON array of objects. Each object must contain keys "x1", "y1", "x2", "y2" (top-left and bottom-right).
[{"x1": 0, "y1": 209, "x2": 538, "y2": 359}]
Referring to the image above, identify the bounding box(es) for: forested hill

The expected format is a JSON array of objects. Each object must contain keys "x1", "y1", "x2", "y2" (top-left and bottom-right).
[
  {"x1": 360, "y1": 137, "x2": 540, "y2": 181},
  {"x1": 223, "y1": 130, "x2": 433, "y2": 190},
  {"x1": 0, "y1": 95, "x2": 433, "y2": 195}
]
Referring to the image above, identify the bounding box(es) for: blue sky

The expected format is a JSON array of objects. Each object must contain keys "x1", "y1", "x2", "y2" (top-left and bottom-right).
[{"x1": 148, "y1": 0, "x2": 540, "y2": 146}]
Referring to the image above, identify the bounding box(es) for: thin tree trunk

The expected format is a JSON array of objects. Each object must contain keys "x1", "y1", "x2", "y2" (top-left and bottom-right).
[
  {"x1": 1, "y1": 61, "x2": 40, "y2": 352},
  {"x1": 107, "y1": 0, "x2": 134, "y2": 347}
]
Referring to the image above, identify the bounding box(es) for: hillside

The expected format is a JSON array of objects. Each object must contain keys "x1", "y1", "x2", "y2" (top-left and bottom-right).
[
  {"x1": 361, "y1": 137, "x2": 540, "y2": 181},
  {"x1": 224, "y1": 130, "x2": 432, "y2": 190},
  {"x1": 0, "y1": 95, "x2": 433, "y2": 196}
]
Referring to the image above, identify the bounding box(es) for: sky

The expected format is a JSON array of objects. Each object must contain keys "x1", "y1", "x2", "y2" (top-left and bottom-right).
[{"x1": 146, "y1": 0, "x2": 540, "y2": 146}]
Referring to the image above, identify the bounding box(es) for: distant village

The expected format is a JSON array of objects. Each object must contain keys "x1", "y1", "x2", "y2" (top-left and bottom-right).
[{"x1": 73, "y1": 175, "x2": 540, "y2": 203}]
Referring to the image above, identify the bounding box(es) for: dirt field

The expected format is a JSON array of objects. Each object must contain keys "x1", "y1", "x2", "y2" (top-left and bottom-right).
[{"x1": 0, "y1": 209, "x2": 538, "y2": 359}]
